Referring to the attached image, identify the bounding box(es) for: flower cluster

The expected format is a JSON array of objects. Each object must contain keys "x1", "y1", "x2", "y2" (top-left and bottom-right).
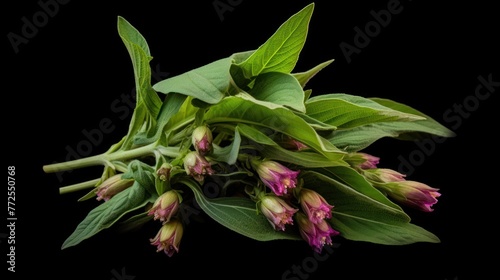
[
  {"x1": 253, "y1": 158, "x2": 340, "y2": 253},
  {"x1": 349, "y1": 152, "x2": 441, "y2": 212}
]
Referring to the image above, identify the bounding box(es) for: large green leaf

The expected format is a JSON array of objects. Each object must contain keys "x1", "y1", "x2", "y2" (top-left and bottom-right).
[
  {"x1": 61, "y1": 182, "x2": 152, "y2": 249},
  {"x1": 331, "y1": 215, "x2": 440, "y2": 245},
  {"x1": 180, "y1": 179, "x2": 301, "y2": 241},
  {"x1": 117, "y1": 16, "x2": 162, "y2": 149},
  {"x1": 300, "y1": 171, "x2": 439, "y2": 244},
  {"x1": 204, "y1": 94, "x2": 346, "y2": 160},
  {"x1": 236, "y1": 3, "x2": 314, "y2": 78},
  {"x1": 305, "y1": 93, "x2": 424, "y2": 129},
  {"x1": 326, "y1": 98, "x2": 456, "y2": 152},
  {"x1": 152, "y1": 57, "x2": 232, "y2": 104},
  {"x1": 248, "y1": 72, "x2": 306, "y2": 112}
]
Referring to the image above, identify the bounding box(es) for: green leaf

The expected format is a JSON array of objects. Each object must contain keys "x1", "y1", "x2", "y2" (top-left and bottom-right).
[
  {"x1": 314, "y1": 166, "x2": 403, "y2": 210},
  {"x1": 369, "y1": 97, "x2": 457, "y2": 139},
  {"x1": 61, "y1": 182, "x2": 150, "y2": 249},
  {"x1": 204, "y1": 95, "x2": 346, "y2": 160},
  {"x1": 305, "y1": 93, "x2": 425, "y2": 129},
  {"x1": 180, "y1": 179, "x2": 301, "y2": 241},
  {"x1": 134, "y1": 93, "x2": 187, "y2": 145},
  {"x1": 237, "y1": 124, "x2": 347, "y2": 168},
  {"x1": 248, "y1": 72, "x2": 306, "y2": 112},
  {"x1": 300, "y1": 171, "x2": 439, "y2": 244},
  {"x1": 236, "y1": 3, "x2": 314, "y2": 78},
  {"x1": 293, "y1": 59, "x2": 335, "y2": 88},
  {"x1": 210, "y1": 126, "x2": 242, "y2": 165},
  {"x1": 325, "y1": 98, "x2": 456, "y2": 152},
  {"x1": 153, "y1": 57, "x2": 232, "y2": 104},
  {"x1": 122, "y1": 160, "x2": 156, "y2": 195},
  {"x1": 117, "y1": 16, "x2": 162, "y2": 149},
  {"x1": 331, "y1": 215, "x2": 440, "y2": 245}
]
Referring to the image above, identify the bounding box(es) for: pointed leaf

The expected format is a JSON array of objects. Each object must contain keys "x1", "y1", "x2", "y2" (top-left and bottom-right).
[
  {"x1": 62, "y1": 182, "x2": 151, "y2": 249},
  {"x1": 117, "y1": 16, "x2": 162, "y2": 149},
  {"x1": 236, "y1": 3, "x2": 314, "y2": 78},
  {"x1": 293, "y1": 59, "x2": 335, "y2": 88}
]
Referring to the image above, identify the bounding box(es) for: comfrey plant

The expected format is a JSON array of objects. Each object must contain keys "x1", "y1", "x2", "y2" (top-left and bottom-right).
[{"x1": 43, "y1": 3, "x2": 455, "y2": 256}]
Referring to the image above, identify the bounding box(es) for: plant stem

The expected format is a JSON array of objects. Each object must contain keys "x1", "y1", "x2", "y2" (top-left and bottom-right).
[
  {"x1": 43, "y1": 143, "x2": 181, "y2": 173},
  {"x1": 59, "y1": 178, "x2": 101, "y2": 194}
]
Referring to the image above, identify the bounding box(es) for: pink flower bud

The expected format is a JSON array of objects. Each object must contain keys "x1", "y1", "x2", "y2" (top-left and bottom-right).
[
  {"x1": 296, "y1": 212, "x2": 340, "y2": 253},
  {"x1": 259, "y1": 195, "x2": 299, "y2": 231},
  {"x1": 383, "y1": 181, "x2": 441, "y2": 212},
  {"x1": 192, "y1": 125, "x2": 213, "y2": 156},
  {"x1": 95, "y1": 174, "x2": 134, "y2": 202},
  {"x1": 183, "y1": 151, "x2": 214, "y2": 182},
  {"x1": 150, "y1": 219, "x2": 184, "y2": 257},
  {"x1": 255, "y1": 160, "x2": 300, "y2": 196},
  {"x1": 357, "y1": 152, "x2": 380, "y2": 169},
  {"x1": 363, "y1": 168, "x2": 406, "y2": 183},
  {"x1": 148, "y1": 190, "x2": 181, "y2": 224},
  {"x1": 299, "y1": 188, "x2": 334, "y2": 224}
]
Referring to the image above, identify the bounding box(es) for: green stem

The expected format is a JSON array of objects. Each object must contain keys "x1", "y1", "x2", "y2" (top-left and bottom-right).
[
  {"x1": 59, "y1": 178, "x2": 101, "y2": 194},
  {"x1": 43, "y1": 143, "x2": 181, "y2": 173}
]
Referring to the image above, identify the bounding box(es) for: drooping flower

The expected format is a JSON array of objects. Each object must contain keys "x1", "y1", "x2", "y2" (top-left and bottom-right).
[
  {"x1": 259, "y1": 194, "x2": 299, "y2": 231},
  {"x1": 183, "y1": 151, "x2": 214, "y2": 182},
  {"x1": 299, "y1": 188, "x2": 334, "y2": 224},
  {"x1": 295, "y1": 212, "x2": 340, "y2": 253},
  {"x1": 148, "y1": 190, "x2": 181, "y2": 224},
  {"x1": 95, "y1": 174, "x2": 134, "y2": 202},
  {"x1": 192, "y1": 125, "x2": 213, "y2": 156},
  {"x1": 380, "y1": 181, "x2": 441, "y2": 212},
  {"x1": 255, "y1": 160, "x2": 300, "y2": 196},
  {"x1": 150, "y1": 219, "x2": 184, "y2": 257}
]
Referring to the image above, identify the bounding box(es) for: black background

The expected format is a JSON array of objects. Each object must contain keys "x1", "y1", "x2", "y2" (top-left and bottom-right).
[{"x1": 4, "y1": 1, "x2": 498, "y2": 279}]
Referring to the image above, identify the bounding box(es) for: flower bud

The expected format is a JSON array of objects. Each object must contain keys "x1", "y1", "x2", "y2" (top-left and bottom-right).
[
  {"x1": 148, "y1": 190, "x2": 181, "y2": 223},
  {"x1": 192, "y1": 125, "x2": 213, "y2": 156},
  {"x1": 95, "y1": 174, "x2": 134, "y2": 202},
  {"x1": 296, "y1": 212, "x2": 340, "y2": 253},
  {"x1": 157, "y1": 163, "x2": 172, "y2": 181},
  {"x1": 259, "y1": 195, "x2": 298, "y2": 231},
  {"x1": 299, "y1": 188, "x2": 334, "y2": 224},
  {"x1": 382, "y1": 181, "x2": 441, "y2": 212},
  {"x1": 183, "y1": 151, "x2": 214, "y2": 182},
  {"x1": 363, "y1": 168, "x2": 406, "y2": 183},
  {"x1": 150, "y1": 219, "x2": 184, "y2": 257},
  {"x1": 255, "y1": 160, "x2": 300, "y2": 196},
  {"x1": 346, "y1": 152, "x2": 380, "y2": 169}
]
